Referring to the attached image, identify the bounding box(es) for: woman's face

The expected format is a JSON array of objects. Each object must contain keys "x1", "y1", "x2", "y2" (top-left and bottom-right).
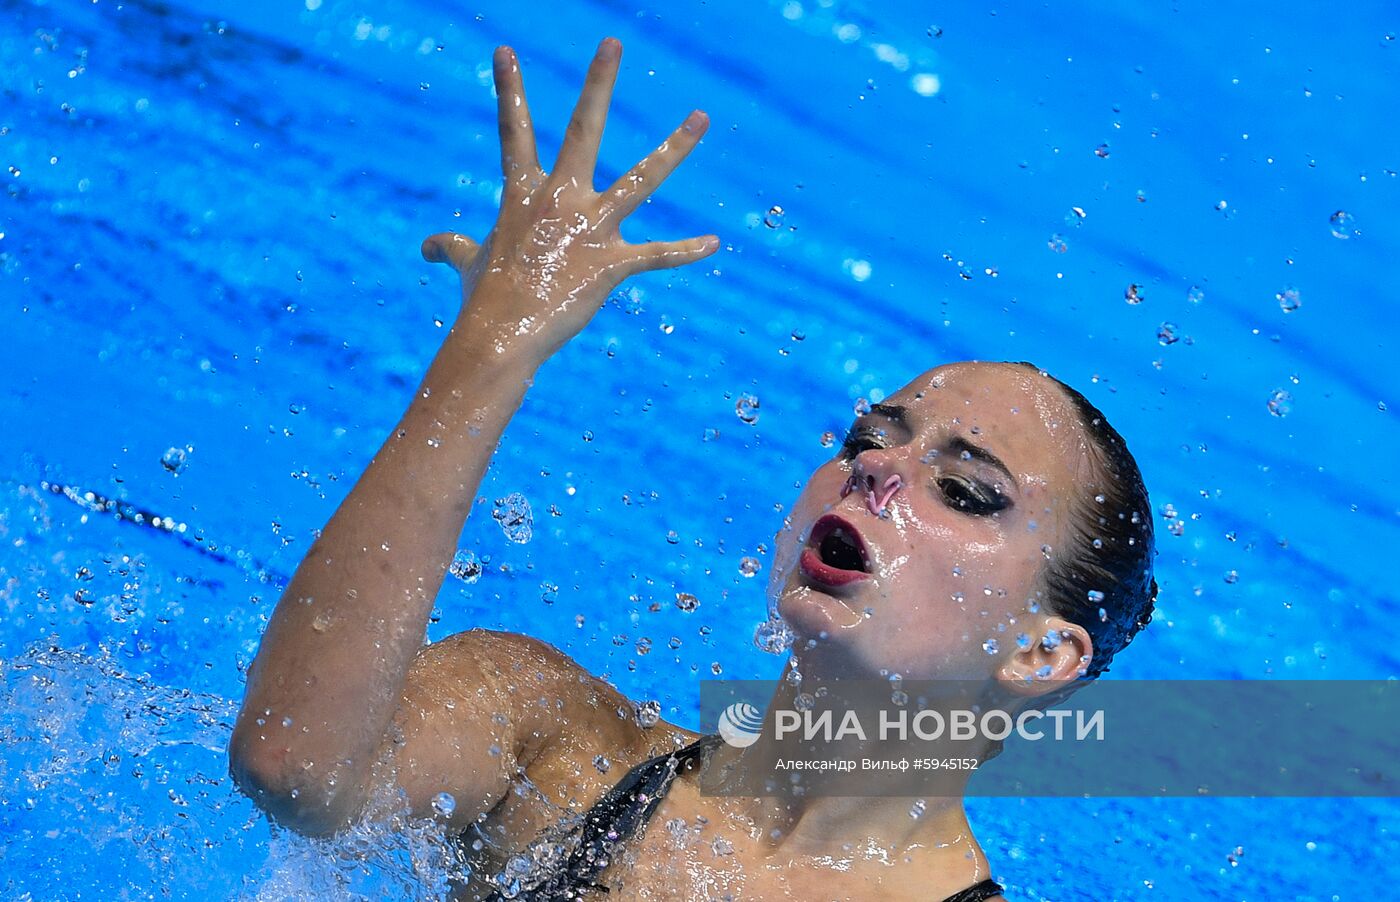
[{"x1": 770, "y1": 362, "x2": 1096, "y2": 680}]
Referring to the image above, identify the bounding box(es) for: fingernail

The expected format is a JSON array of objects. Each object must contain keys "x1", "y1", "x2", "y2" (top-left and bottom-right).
[
  {"x1": 599, "y1": 37, "x2": 621, "y2": 59},
  {"x1": 703, "y1": 236, "x2": 720, "y2": 251},
  {"x1": 682, "y1": 110, "x2": 707, "y2": 134}
]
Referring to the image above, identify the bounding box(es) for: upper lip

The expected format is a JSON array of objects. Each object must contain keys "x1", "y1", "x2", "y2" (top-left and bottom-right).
[{"x1": 806, "y1": 513, "x2": 872, "y2": 573}]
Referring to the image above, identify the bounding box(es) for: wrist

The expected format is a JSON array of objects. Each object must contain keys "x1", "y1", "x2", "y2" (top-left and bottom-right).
[{"x1": 443, "y1": 310, "x2": 550, "y2": 378}]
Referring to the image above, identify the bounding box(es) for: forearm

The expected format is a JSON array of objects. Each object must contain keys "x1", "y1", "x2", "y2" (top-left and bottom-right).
[
  {"x1": 230, "y1": 307, "x2": 539, "y2": 821},
  {"x1": 229, "y1": 38, "x2": 716, "y2": 832}
]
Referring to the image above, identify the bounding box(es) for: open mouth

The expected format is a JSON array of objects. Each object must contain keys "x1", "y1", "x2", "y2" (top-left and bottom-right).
[{"x1": 799, "y1": 514, "x2": 871, "y2": 587}]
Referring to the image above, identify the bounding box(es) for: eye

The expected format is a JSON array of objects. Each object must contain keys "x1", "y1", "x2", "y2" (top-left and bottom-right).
[
  {"x1": 937, "y1": 477, "x2": 1010, "y2": 516},
  {"x1": 840, "y1": 425, "x2": 888, "y2": 459}
]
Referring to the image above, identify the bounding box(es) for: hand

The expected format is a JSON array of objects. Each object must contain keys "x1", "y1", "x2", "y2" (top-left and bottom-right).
[{"x1": 422, "y1": 37, "x2": 718, "y2": 363}]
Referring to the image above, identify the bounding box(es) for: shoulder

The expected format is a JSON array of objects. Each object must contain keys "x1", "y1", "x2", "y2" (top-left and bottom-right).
[{"x1": 410, "y1": 629, "x2": 673, "y2": 762}]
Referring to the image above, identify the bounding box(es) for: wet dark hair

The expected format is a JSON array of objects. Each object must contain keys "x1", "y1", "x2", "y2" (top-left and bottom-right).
[{"x1": 1011, "y1": 361, "x2": 1157, "y2": 679}]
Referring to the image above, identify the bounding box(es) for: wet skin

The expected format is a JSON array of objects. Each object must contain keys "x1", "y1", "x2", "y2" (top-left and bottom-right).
[
  {"x1": 224, "y1": 36, "x2": 1081, "y2": 902},
  {"x1": 773, "y1": 361, "x2": 1099, "y2": 684}
]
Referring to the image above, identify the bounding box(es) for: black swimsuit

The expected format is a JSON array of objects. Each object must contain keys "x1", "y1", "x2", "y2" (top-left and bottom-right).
[{"x1": 483, "y1": 734, "x2": 1004, "y2": 902}]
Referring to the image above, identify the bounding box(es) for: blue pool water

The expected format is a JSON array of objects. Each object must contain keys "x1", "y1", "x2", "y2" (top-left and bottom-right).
[{"x1": 2, "y1": 0, "x2": 1397, "y2": 898}]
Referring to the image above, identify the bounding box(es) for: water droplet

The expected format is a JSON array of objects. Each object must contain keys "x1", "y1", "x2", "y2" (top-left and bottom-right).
[
  {"x1": 1328, "y1": 210, "x2": 1356, "y2": 239},
  {"x1": 675, "y1": 592, "x2": 699, "y2": 612},
  {"x1": 739, "y1": 556, "x2": 761, "y2": 578},
  {"x1": 636, "y1": 700, "x2": 662, "y2": 728},
  {"x1": 1016, "y1": 632, "x2": 1031, "y2": 649},
  {"x1": 1267, "y1": 389, "x2": 1293, "y2": 417},
  {"x1": 853, "y1": 397, "x2": 871, "y2": 416},
  {"x1": 819, "y1": 431, "x2": 836, "y2": 448},
  {"x1": 610, "y1": 285, "x2": 646, "y2": 314},
  {"x1": 735, "y1": 393, "x2": 760, "y2": 424},
  {"x1": 493, "y1": 493, "x2": 533, "y2": 543},
  {"x1": 790, "y1": 328, "x2": 805, "y2": 341},
  {"x1": 1187, "y1": 285, "x2": 1205, "y2": 304},
  {"x1": 593, "y1": 755, "x2": 611, "y2": 774},
  {"x1": 160, "y1": 446, "x2": 189, "y2": 474},
  {"x1": 1157, "y1": 322, "x2": 1179, "y2": 345},
  {"x1": 288, "y1": 403, "x2": 304, "y2": 415},
  {"x1": 1040, "y1": 630, "x2": 1062, "y2": 651},
  {"x1": 449, "y1": 549, "x2": 482, "y2": 582},
  {"x1": 1035, "y1": 664, "x2": 1053, "y2": 679},
  {"x1": 982, "y1": 638, "x2": 999, "y2": 655},
  {"x1": 1048, "y1": 233, "x2": 1068, "y2": 253},
  {"x1": 1276, "y1": 286, "x2": 1302, "y2": 313},
  {"x1": 1087, "y1": 589, "x2": 1106, "y2": 603},
  {"x1": 1094, "y1": 143, "x2": 1110, "y2": 158},
  {"x1": 754, "y1": 617, "x2": 795, "y2": 654},
  {"x1": 1224, "y1": 570, "x2": 1240, "y2": 584},
  {"x1": 311, "y1": 609, "x2": 334, "y2": 632},
  {"x1": 1124, "y1": 284, "x2": 1144, "y2": 304},
  {"x1": 763, "y1": 205, "x2": 785, "y2": 229},
  {"x1": 431, "y1": 791, "x2": 456, "y2": 817},
  {"x1": 909, "y1": 799, "x2": 927, "y2": 819}
]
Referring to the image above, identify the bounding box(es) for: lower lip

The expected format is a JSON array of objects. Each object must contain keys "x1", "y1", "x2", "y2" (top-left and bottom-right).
[{"x1": 799, "y1": 547, "x2": 870, "y2": 588}]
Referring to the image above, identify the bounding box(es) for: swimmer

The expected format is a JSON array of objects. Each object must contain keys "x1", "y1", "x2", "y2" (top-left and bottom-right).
[{"x1": 230, "y1": 38, "x2": 1156, "y2": 902}]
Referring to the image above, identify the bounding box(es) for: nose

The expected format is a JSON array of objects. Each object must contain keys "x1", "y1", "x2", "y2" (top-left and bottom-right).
[{"x1": 840, "y1": 450, "x2": 905, "y2": 516}]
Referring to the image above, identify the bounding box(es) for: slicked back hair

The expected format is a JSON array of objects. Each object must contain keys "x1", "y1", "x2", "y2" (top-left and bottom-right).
[{"x1": 1011, "y1": 361, "x2": 1157, "y2": 679}]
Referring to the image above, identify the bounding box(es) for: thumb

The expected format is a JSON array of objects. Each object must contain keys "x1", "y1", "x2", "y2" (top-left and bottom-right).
[{"x1": 420, "y1": 232, "x2": 481, "y2": 272}]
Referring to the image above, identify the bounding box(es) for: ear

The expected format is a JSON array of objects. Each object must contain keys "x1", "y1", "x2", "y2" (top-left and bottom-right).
[{"x1": 996, "y1": 616, "x2": 1093, "y2": 698}]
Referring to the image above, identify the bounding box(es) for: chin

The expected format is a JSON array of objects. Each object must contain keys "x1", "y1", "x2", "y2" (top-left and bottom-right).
[{"x1": 776, "y1": 585, "x2": 864, "y2": 647}]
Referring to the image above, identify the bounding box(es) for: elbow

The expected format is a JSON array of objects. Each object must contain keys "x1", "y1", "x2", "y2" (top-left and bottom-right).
[{"x1": 228, "y1": 719, "x2": 362, "y2": 838}]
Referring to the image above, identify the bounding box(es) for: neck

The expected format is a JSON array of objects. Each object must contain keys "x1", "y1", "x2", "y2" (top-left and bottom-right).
[{"x1": 704, "y1": 654, "x2": 996, "y2": 878}]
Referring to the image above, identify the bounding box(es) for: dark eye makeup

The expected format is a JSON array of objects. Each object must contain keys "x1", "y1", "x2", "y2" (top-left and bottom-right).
[
  {"x1": 839, "y1": 424, "x2": 888, "y2": 459},
  {"x1": 837, "y1": 419, "x2": 1012, "y2": 518},
  {"x1": 936, "y1": 476, "x2": 1011, "y2": 516}
]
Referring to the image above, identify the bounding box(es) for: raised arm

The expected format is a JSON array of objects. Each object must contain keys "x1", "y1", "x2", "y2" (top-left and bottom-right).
[{"x1": 229, "y1": 38, "x2": 717, "y2": 835}]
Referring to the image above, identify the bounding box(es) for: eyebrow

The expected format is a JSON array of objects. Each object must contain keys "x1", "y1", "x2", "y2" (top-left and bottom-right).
[
  {"x1": 947, "y1": 436, "x2": 1019, "y2": 489},
  {"x1": 869, "y1": 403, "x2": 907, "y2": 420}
]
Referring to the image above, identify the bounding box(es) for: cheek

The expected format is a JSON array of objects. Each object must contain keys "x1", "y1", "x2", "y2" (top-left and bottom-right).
[
  {"x1": 767, "y1": 464, "x2": 846, "y2": 589},
  {"x1": 791, "y1": 463, "x2": 851, "y2": 524},
  {"x1": 880, "y1": 514, "x2": 1039, "y2": 626}
]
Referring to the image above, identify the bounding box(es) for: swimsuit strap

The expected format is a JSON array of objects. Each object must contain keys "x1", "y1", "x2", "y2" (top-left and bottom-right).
[
  {"x1": 490, "y1": 733, "x2": 1002, "y2": 902},
  {"x1": 495, "y1": 733, "x2": 723, "y2": 901},
  {"x1": 940, "y1": 877, "x2": 1005, "y2": 902}
]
